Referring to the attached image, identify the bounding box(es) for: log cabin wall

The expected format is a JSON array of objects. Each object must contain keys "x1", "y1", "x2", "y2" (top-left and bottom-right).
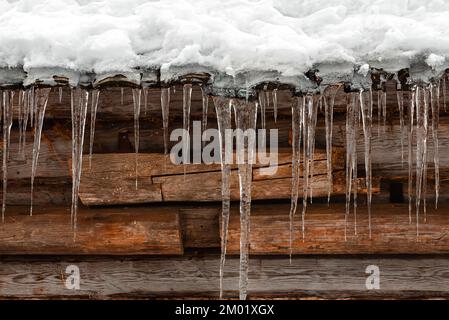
[{"x1": 1, "y1": 78, "x2": 449, "y2": 299}]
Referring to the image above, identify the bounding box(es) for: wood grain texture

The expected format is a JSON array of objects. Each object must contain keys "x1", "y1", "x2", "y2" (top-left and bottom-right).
[
  {"x1": 225, "y1": 203, "x2": 449, "y2": 255},
  {"x1": 1, "y1": 254, "x2": 449, "y2": 299},
  {"x1": 79, "y1": 149, "x2": 347, "y2": 205},
  {"x1": 0, "y1": 206, "x2": 183, "y2": 255}
]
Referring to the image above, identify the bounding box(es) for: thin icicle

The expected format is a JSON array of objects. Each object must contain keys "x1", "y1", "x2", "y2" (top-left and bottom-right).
[
  {"x1": 201, "y1": 85, "x2": 209, "y2": 135},
  {"x1": 29, "y1": 86, "x2": 35, "y2": 128},
  {"x1": 88, "y1": 89, "x2": 100, "y2": 170},
  {"x1": 289, "y1": 97, "x2": 303, "y2": 261},
  {"x1": 382, "y1": 90, "x2": 387, "y2": 133},
  {"x1": 258, "y1": 89, "x2": 267, "y2": 129},
  {"x1": 17, "y1": 90, "x2": 25, "y2": 157},
  {"x1": 143, "y1": 88, "x2": 149, "y2": 116},
  {"x1": 431, "y1": 83, "x2": 440, "y2": 209},
  {"x1": 443, "y1": 74, "x2": 447, "y2": 112},
  {"x1": 182, "y1": 84, "x2": 192, "y2": 171},
  {"x1": 324, "y1": 86, "x2": 339, "y2": 205},
  {"x1": 377, "y1": 90, "x2": 381, "y2": 136},
  {"x1": 21, "y1": 89, "x2": 30, "y2": 157},
  {"x1": 232, "y1": 99, "x2": 257, "y2": 301},
  {"x1": 408, "y1": 89, "x2": 415, "y2": 224},
  {"x1": 345, "y1": 93, "x2": 357, "y2": 240},
  {"x1": 397, "y1": 90, "x2": 405, "y2": 166},
  {"x1": 132, "y1": 88, "x2": 141, "y2": 190},
  {"x1": 213, "y1": 96, "x2": 233, "y2": 300},
  {"x1": 161, "y1": 88, "x2": 170, "y2": 154},
  {"x1": 59, "y1": 87, "x2": 63, "y2": 104},
  {"x1": 273, "y1": 89, "x2": 278, "y2": 123},
  {"x1": 2, "y1": 90, "x2": 14, "y2": 222},
  {"x1": 360, "y1": 89, "x2": 373, "y2": 238},
  {"x1": 120, "y1": 87, "x2": 124, "y2": 105},
  {"x1": 299, "y1": 95, "x2": 318, "y2": 239},
  {"x1": 70, "y1": 88, "x2": 89, "y2": 234},
  {"x1": 414, "y1": 86, "x2": 428, "y2": 237},
  {"x1": 30, "y1": 88, "x2": 51, "y2": 216}
]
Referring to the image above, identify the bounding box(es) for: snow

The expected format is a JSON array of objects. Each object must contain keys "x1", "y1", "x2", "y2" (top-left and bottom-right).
[{"x1": 0, "y1": 0, "x2": 449, "y2": 84}]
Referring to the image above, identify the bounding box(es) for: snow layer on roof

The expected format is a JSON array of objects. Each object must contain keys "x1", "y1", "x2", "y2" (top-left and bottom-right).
[{"x1": 0, "y1": 0, "x2": 448, "y2": 80}]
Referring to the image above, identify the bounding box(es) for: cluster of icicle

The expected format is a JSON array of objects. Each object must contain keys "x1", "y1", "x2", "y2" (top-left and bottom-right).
[{"x1": 0, "y1": 71, "x2": 447, "y2": 300}]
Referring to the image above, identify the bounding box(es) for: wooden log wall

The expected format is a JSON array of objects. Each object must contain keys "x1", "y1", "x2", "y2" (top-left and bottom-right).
[{"x1": 1, "y1": 78, "x2": 449, "y2": 299}]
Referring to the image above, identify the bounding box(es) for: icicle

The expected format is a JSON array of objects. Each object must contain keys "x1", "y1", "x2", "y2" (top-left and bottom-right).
[
  {"x1": 258, "y1": 89, "x2": 267, "y2": 129},
  {"x1": 414, "y1": 86, "x2": 428, "y2": 237},
  {"x1": 213, "y1": 96, "x2": 233, "y2": 299},
  {"x1": 431, "y1": 83, "x2": 440, "y2": 209},
  {"x1": 273, "y1": 89, "x2": 278, "y2": 123},
  {"x1": 2, "y1": 90, "x2": 14, "y2": 222},
  {"x1": 120, "y1": 87, "x2": 124, "y2": 105},
  {"x1": 345, "y1": 92, "x2": 358, "y2": 240},
  {"x1": 299, "y1": 95, "x2": 318, "y2": 239},
  {"x1": 232, "y1": 99, "x2": 257, "y2": 301},
  {"x1": 161, "y1": 88, "x2": 170, "y2": 155},
  {"x1": 324, "y1": 86, "x2": 339, "y2": 205},
  {"x1": 360, "y1": 89, "x2": 373, "y2": 238},
  {"x1": 201, "y1": 85, "x2": 209, "y2": 135},
  {"x1": 21, "y1": 89, "x2": 30, "y2": 157},
  {"x1": 132, "y1": 88, "x2": 141, "y2": 190},
  {"x1": 29, "y1": 88, "x2": 51, "y2": 216},
  {"x1": 408, "y1": 89, "x2": 415, "y2": 224},
  {"x1": 29, "y1": 86, "x2": 35, "y2": 128},
  {"x1": 353, "y1": 94, "x2": 360, "y2": 235},
  {"x1": 182, "y1": 84, "x2": 192, "y2": 171},
  {"x1": 306, "y1": 96, "x2": 318, "y2": 206},
  {"x1": 88, "y1": 89, "x2": 100, "y2": 170},
  {"x1": 70, "y1": 88, "x2": 89, "y2": 234},
  {"x1": 443, "y1": 74, "x2": 447, "y2": 112},
  {"x1": 382, "y1": 90, "x2": 387, "y2": 132},
  {"x1": 397, "y1": 90, "x2": 405, "y2": 166},
  {"x1": 289, "y1": 96, "x2": 303, "y2": 260},
  {"x1": 59, "y1": 87, "x2": 63, "y2": 104},
  {"x1": 143, "y1": 88, "x2": 149, "y2": 116},
  {"x1": 377, "y1": 91, "x2": 381, "y2": 136},
  {"x1": 17, "y1": 90, "x2": 25, "y2": 157}
]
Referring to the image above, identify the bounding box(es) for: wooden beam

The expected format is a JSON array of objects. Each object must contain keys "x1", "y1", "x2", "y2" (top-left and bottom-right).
[
  {"x1": 225, "y1": 203, "x2": 449, "y2": 255},
  {"x1": 0, "y1": 206, "x2": 183, "y2": 255},
  {"x1": 79, "y1": 149, "x2": 348, "y2": 205},
  {"x1": 1, "y1": 254, "x2": 449, "y2": 299}
]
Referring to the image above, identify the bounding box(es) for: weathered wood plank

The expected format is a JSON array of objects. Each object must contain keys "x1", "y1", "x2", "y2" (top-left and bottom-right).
[
  {"x1": 80, "y1": 149, "x2": 337, "y2": 205},
  {"x1": 1, "y1": 254, "x2": 449, "y2": 299},
  {"x1": 225, "y1": 203, "x2": 449, "y2": 255},
  {"x1": 0, "y1": 206, "x2": 183, "y2": 255}
]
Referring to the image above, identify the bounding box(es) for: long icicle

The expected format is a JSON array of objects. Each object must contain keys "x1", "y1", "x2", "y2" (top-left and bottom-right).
[
  {"x1": 70, "y1": 88, "x2": 89, "y2": 235},
  {"x1": 2, "y1": 90, "x2": 13, "y2": 222},
  {"x1": 161, "y1": 88, "x2": 170, "y2": 154},
  {"x1": 431, "y1": 83, "x2": 440, "y2": 209},
  {"x1": 408, "y1": 89, "x2": 415, "y2": 224},
  {"x1": 345, "y1": 93, "x2": 356, "y2": 240},
  {"x1": 414, "y1": 86, "x2": 428, "y2": 237},
  {"x1": 360, "y1": 89, "x2": 373, "y2": 238},
  {"x1": 88, "y1": 89, "x2": 100, "y2": 170},
  {"x1": 324, "y1": 86, "x2": 339, "y2": 205},
  {"x1": 17, "y1": 90, "x2": 24, "y2": 157},
  {"x1": 232, "y1": 99, "x2": 257, "y2": 300},
  {"x1": 273, "y1": 89, "x2": 278, "y2": 123},
  {"x1": 21, "y1": 89, "x2": 30, "y2": 158},
  {"x1": 397, "y1": 90, "x2": 405, "y2": 166},
  {"x1": 182, "y1": 84, "x2": 192, "y2": 173},
  {"x1": 213, "y1": 96, "x2": 232, "y2": 299},
  {"x1": 132, "y1": 88, "x2": 141, "y2": 190},
  {"x1": 29, "y1": 88, "x2": 51, "y2": 216},
  {"x1": 201, "y1": 85, "x2": 209, "y2": 139},
  {"x1": 289, "y1": 96, "x2": 303, "y2": 261}
]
